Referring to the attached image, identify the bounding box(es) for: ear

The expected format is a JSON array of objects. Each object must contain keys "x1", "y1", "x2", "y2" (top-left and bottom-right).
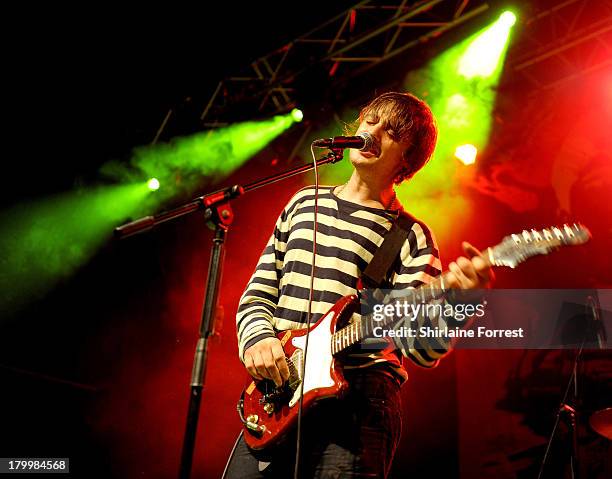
[
  {"x1": 395, "y1": 151, "x2": 415, "y2": 183},
  {"x1": 393, "y1": 168, "x2": 411, "y2": 185}
]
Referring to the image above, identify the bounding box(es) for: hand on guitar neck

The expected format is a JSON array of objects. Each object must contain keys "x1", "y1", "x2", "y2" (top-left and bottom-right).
[{"x1": 445, "y1": 241, "x2": 495, "y2": 290}]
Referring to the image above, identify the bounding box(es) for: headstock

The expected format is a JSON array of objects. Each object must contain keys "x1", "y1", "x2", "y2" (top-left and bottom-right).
[{"x1": 488, "y1": 223, "x2": 591, "y2": 269}]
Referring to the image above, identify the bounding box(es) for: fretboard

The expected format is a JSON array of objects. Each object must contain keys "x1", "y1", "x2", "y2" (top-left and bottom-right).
[
  {"x1": 328, "y1": 223, "x2": 588, "y2": 355},
  {"x1": 329, "y1": 249, "x2": 495, "y2": 355}
]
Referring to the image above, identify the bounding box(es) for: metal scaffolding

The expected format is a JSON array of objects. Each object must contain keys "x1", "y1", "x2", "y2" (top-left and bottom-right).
[
  {"x1": 506, "y1": 0, "x2": 612, "y2": 93},
  {"x1": 156, "y1": 0, "x2": 612, "y2": 137},
  {"x1": 198, "y1": 0, "x2": 490, "y2": 127}
]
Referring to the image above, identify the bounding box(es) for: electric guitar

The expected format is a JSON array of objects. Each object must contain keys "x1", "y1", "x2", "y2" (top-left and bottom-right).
[{"x1": 237, "y1": 223, "x2": 591, "y2": 450}]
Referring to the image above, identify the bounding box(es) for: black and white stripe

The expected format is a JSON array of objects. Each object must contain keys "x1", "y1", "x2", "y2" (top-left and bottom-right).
[{"x1": 237, "y1": 186, "x2": 446, "y2": 380}]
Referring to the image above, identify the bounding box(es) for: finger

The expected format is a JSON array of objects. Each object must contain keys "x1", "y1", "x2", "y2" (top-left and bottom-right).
[
  {"x1": 261, "y1": 348, "x2": 282, "y2": 387},
  {"x1": 445, "y1": 271, "x2": 461, "y2": 289},
  {"x1": 472, "y1": 258, "x2": 495, "y2": 286},
  {"x1": 254, "y1": 351, "x2": 272, "y2": 381},
  {"x1": 463, "y1": 241, "x2": 490, "y2": 274},
  {"x1": 462, "y1": 241, "x2": 483, "y2": 259},
  {"x1": 449, "y1": 261, "x2": 469, "y2": 288},
  {"x1": 244, "y1": 353, "x2": 263, "y2": 380},
  {"x1": 471, "y1": 255, "x2": 488, "y2": 273},
  {"x1": 472, "y1": 256, "x2": 494, "y2": 283},
  {"x1": 271, "y1": 342, "x2": 290, "y2": 382},
  {"x1": 462, "y1": 242, "x2": 495, "y2": 285},
  {"x1": 456, "y1": 256, "x2": 477, "y2": 283}
]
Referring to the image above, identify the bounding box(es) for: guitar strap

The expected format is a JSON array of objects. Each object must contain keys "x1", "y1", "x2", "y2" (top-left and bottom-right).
[{"x1": 360, "y1": 211, "x2": 414, "y2": 289}]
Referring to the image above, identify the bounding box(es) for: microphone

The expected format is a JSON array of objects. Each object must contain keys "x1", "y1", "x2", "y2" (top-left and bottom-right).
[{"x1": 312, "y1": 132, "x2": 378, "y2": 154}]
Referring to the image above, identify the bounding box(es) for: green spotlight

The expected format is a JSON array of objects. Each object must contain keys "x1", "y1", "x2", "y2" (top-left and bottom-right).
[
  {"x1": 396, "y1": 9, "x2": 516, "y2": 237},
  {"x1": 458, "y1": 11, "x2": 517, "y2": 79},
  {"x1": 147, "y1": 177, "x2": 160, "y2": 191},
  {"x1": 500, "y1": 11, "x2": 517, "y2": 28},
  {"x1": 0, "y1": 183, "x2": 152, "y2": 314},
  {"x1": 291, "y1": 108, "x2": 304, "y2": 122},
  {"x1": 129, "y1": 114, "x2": 296, "y2": 196}
]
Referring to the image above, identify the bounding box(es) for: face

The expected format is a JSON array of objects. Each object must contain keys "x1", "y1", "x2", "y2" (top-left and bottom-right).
[{"x1": 349, "y1": 112, "x2": 411, "y2": 184}]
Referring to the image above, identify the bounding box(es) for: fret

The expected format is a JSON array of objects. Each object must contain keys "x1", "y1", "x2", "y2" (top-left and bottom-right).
[{"x1": 328, "y1": 223, "x2": 589, "y2": 356}]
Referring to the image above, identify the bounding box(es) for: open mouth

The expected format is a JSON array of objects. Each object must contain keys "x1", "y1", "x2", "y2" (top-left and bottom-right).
[{"x1": 369, "y1": 142, "x2": 381, "y2": 156}]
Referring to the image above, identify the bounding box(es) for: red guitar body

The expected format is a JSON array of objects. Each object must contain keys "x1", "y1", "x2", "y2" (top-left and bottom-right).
[{"x1": 239, "y1": 294, "x2": 358, "y2": 450}]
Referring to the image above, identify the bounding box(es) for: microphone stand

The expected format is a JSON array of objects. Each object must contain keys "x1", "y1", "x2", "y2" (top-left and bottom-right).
[
  {"x1": 114, "y1": 149, "x2": 344, "y2": 479},
  {"x1": 536, "y1": 293, "x2": 605, "y2": 479}
]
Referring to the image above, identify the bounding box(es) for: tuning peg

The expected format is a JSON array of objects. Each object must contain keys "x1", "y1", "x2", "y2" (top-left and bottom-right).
[
  {"x1": 522, "y1": 230, "x2": 532, "y2": 242},
  {"x1": 563, "y1": 224, "x2": 575, "y2": 238},
  {"x1": 531, "y1": 229, "x2": 542, "y2": 241},
  {"x1": 542, "y1": 228, "x2": 553, "y2": 240},
  {"x1": 552, "y1": 226, "x2": 564, "y2": 240}
]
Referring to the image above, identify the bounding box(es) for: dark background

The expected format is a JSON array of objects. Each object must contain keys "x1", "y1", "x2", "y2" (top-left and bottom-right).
[{"x1": 2, "y1": 1, "x2": 611, "y2": 478}]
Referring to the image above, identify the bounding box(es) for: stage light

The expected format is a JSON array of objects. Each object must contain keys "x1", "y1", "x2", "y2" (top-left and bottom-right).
[
  {"x1": 123, "y1": 114, "x2": 297, "y2": 197},
  {"x1": 500, "y1": 11, "x2": 517, "y2": 27},
  {"x1": 455, "y1": 144, "x2": 478, "y2": 165},
  {"x1": 0, "y1": 183, "x2": 152, "y2": 314},
  {"x1": 458, "y1": 10, "x2": 517, "y2": 79},
  {"x1": 147, "y1": 178, "x2": 160, "y2": 191},
  {"x1": 291, "y1": 108, "x2": 304, "y2": 122}
]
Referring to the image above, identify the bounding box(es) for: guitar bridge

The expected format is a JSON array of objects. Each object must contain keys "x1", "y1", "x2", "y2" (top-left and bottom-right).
[{"x1": 258, "y1": 382, "x2": 293, "y2": 415}]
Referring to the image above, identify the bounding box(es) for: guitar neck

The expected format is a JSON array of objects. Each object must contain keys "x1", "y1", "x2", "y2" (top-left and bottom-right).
[
  {"x1": 329, "y1": 266, "x2": 457, "y2": 355},
  {"x1": 330, "y1": 222, "x2": 590, "y2": 355}
]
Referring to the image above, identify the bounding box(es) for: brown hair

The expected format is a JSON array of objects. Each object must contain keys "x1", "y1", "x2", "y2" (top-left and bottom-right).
[{"x1": 350, "y1": 92, "x2": 437, "y2": 183}]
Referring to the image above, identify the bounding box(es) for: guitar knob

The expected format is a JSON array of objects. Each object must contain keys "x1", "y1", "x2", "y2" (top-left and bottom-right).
[
  {"x1": 263, "y1": 402, "x2": 275, "y2": 415},
  {"x1": 246, "y1": 414, "x2": 259, "y2": 430},
  {"x1": 245, "y1": 414, "x2": 267, "y2": 434}
]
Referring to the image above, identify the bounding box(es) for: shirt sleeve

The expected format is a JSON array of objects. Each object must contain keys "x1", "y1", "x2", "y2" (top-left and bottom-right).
[
  {"x1": 235, "y1": 190, "x2": 301, "y2": 361},
  {"x1": 388, "y1": 219, "x2": 454, "y2": 368}
]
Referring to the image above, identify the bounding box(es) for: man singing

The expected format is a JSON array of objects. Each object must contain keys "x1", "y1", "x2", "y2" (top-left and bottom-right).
[{"x1": 225, "y1": 91, "x2": 493, "y2": 478}]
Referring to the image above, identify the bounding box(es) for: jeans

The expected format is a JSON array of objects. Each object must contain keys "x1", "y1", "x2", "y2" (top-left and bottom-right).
[{"x1": 224, "y1": 368, "x2": 402, "y2": 479}]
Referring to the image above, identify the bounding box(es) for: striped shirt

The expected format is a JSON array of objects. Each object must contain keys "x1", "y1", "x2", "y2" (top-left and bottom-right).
[{"x1": 236, "y1": 186, "x2": 450, "y2": 382}]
